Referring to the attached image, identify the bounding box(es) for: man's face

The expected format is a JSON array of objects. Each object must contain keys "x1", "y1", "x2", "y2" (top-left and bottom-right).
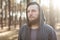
[{"x1": 27, "y1": 5, "x2": 39, "y2": 22}]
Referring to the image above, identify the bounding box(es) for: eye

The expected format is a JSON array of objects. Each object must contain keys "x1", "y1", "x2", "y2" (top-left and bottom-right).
[{"x1": 32, "y1": 10, "x2": 36, "y2": 12}]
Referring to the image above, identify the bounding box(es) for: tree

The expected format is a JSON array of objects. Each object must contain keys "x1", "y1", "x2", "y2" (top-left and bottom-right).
[{"x1": 49, "y1": 0, "x2": 55, "y2": 28}]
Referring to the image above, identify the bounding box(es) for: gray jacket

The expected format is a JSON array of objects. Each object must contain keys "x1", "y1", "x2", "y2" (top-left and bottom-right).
[
  {"x1": 18, "y1": 24, "x2": 57, "y2": 40},
  {"x1": 18, "y1": 2, "x2": 57, "y2": 40}
]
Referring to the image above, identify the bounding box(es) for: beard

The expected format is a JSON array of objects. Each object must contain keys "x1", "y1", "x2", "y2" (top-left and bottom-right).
[{"x1": 28, "y1": 17, "x2": 40, "y2": 26}]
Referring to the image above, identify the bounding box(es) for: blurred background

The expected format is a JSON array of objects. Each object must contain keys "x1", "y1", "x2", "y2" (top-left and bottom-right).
[{"x1": 0, "y1": 0, "x2": 60, "y2": 40}]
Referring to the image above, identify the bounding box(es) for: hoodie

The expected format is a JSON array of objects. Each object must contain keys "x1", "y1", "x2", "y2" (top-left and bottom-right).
[{"x1": 18, "y1": 2, "x2": 57, "y2": 40}]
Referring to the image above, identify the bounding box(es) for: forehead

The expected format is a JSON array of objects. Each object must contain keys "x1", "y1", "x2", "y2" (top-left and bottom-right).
[{"x1": 27, "y1": 5, "x2": 39, "y2": 10}]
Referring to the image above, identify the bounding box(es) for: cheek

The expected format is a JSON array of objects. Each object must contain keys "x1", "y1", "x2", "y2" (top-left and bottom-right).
[
  {"x1": 33, "y1": 12, "x2": 39, "y2": 17},
  {"x1": 27, "y1": 13, "x2": 30, "y2": 18}
]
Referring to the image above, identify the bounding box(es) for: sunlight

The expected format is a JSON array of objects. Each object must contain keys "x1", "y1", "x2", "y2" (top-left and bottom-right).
[
  {"x1": 40, "y1": 0, "x2": 49, "y2": 7},
  {"x1": 40, "y1": 0, "x2": 60, "y2": 9},
  {"x1": 15, "y1": 0, "x2": 21, "y2": 4},
  {"x1": 52, "y1": 0, "x2": 60, "y2": 9}
]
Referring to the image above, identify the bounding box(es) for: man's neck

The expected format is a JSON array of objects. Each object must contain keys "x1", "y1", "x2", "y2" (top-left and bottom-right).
[{"x1": 31, "y1": 24, "x2": 39, "y2": 29}]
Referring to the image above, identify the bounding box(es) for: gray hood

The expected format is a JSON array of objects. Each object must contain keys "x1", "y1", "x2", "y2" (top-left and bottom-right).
[{"x1": 26, "y1": 2, "x2": 45, "y2": 27}]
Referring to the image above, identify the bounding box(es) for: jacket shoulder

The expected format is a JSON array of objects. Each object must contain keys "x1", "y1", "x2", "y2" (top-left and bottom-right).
[
  {"x1": 19, "y1": 24, "x2": 28, "y2": 33},
  {"x1": 43, "y1": 24, "x2": 57, "y2": 40},
  {"x1": 43, "y1": 24, "x2": 54, "y2": 30},
  {"x1": 21, "y1": 24, "x2": 27, "y2": 29},
  {"x1": 43, "y1": 24, "x2": 55, "y2": 33}
]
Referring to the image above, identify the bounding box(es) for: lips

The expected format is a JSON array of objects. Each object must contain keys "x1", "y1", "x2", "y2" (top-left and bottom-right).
[
  {"x1": 29, "y1": 15, "x2": 34, "y2": 18},
  {"x1": 29, "y1": 16, "x2": 34, "y2": 18}
]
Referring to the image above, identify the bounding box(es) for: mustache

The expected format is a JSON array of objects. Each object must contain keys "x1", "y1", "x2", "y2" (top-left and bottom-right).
[{"x1": 29, "y1": 15, "x2": 35, "y2": 18}]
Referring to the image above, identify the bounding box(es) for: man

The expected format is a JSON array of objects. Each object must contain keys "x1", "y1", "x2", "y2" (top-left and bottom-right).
[{"x1": 18, "y1": 2, "x2": 57, "y2": 40}]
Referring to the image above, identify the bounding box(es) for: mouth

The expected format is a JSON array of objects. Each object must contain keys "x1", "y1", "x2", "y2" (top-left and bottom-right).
[
  {"x1": 29, "y1": 15, "x2": 34, "y2": 18},
  {"x1": 29, "y1": 17, "x2": 34, "y2": 19}
]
